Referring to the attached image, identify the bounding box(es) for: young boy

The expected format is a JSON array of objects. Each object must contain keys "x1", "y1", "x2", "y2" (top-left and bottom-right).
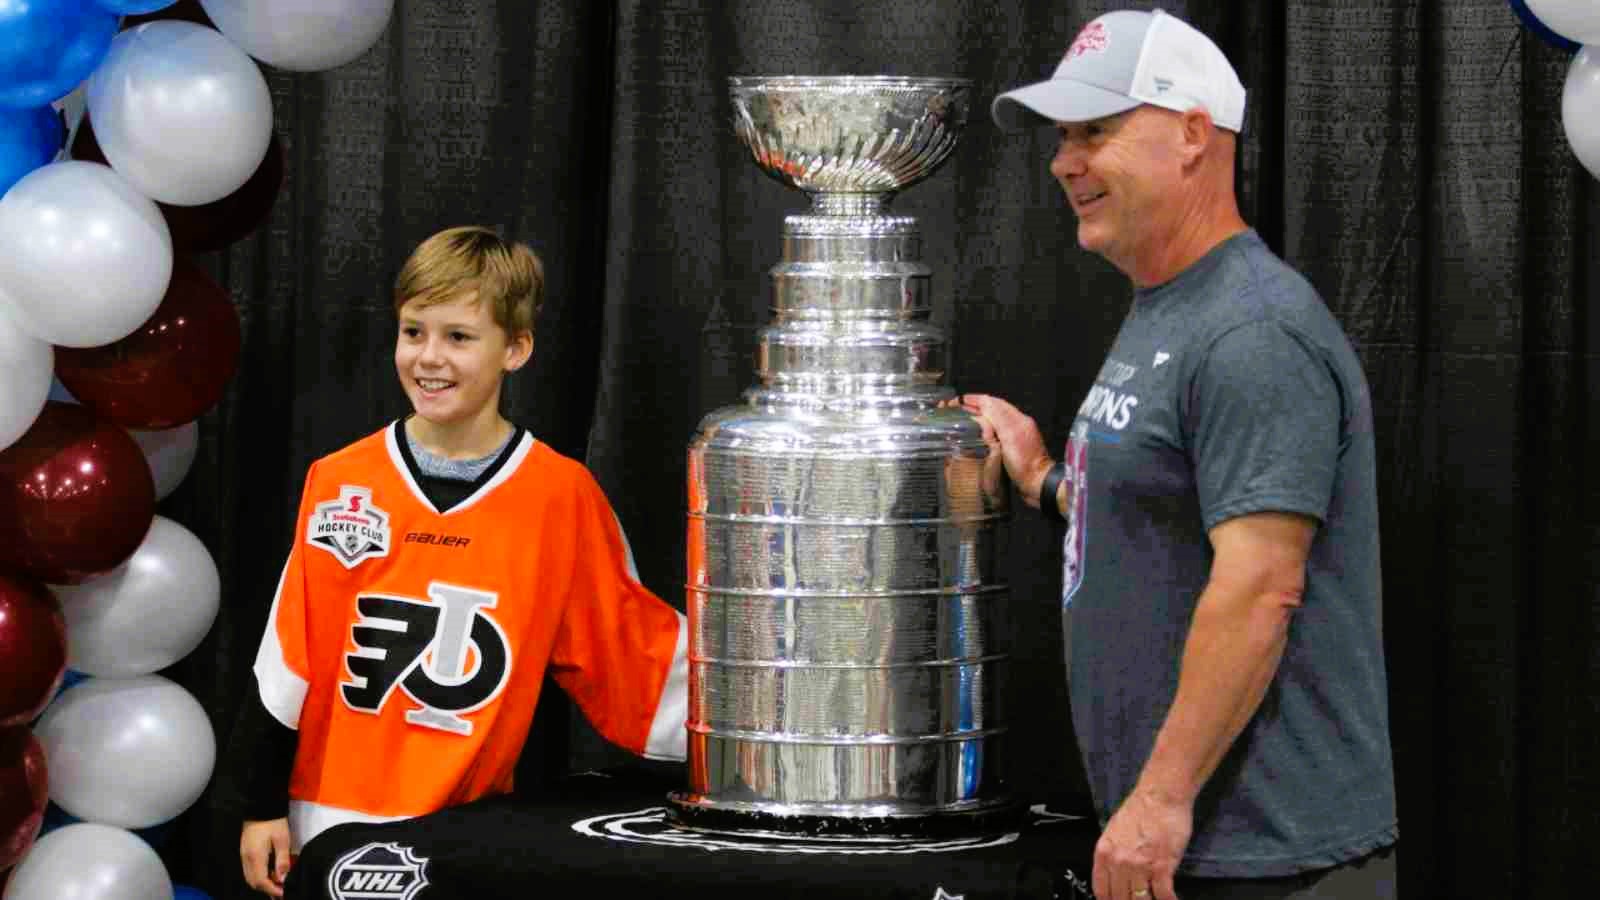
[{"x1": 233, "y1": 227, "x2": 688, "y2": 897}]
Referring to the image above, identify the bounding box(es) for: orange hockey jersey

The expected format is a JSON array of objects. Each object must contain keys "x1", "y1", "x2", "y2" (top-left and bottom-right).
[{"x1": 252, "y1": 423, "x2": 688, "y2": 850}]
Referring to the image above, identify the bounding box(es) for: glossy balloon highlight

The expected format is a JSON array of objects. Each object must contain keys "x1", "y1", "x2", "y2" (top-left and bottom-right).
[
  {"x1": 73, "y1": 117, "x2": 285, "y2": 252},
  {"x1": 0, "y1": 0, "x2": 118, "y2": 110},
  {"x1": 55, "y1": 256, "x2": 242, "y2": 430},
  {"x1": 3, "y1": 823, "x2": 172, "y2": 900},
  {"x1": 0, "y1": 161, "x2": 172, "y2": 349},
  {"x1": 199, "y1": 0, "x2": 394, "y2": 72},
  {"x1": 0, "y1": 403, "x2": 156, "y2": 585},
  {"x1": 53, "y1": 516, "x2": 221, "y2": 678},
  {"x1": 33, "y1": 675, "x2": 216, "y2": 829}
]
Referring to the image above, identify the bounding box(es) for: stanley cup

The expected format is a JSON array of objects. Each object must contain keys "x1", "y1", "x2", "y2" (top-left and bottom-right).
[{"x1": 667, "y1": 76, "x2": 1019, "y2": 838}]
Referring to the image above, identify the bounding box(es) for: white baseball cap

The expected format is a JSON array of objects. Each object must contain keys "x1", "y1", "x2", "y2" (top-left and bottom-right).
[{"x1": 992, "y1": 9, "x2": 1247, "y2": 133}]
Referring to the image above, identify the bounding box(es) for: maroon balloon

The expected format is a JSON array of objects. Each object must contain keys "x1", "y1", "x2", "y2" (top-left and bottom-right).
[
  {"x1": 54, "y1": 256, "x2": 242, "y2": 430},
  {"x1": 0, "y1": 728, "x2": 48, "y2": 870},
  {"x1": 0, "y1": 403, "x2": 156, "y2": 585},
  {"x1": 0, "y1": 578, "x2": 64, "y2": 728},
  {"x1": 72, "y1": 116, "x2": 284, "y2": 253}
]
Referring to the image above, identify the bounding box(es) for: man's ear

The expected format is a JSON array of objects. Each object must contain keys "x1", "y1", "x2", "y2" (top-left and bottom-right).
[{"x1": 1179, "y1": 108, "x2": 1216, "y2": 168}]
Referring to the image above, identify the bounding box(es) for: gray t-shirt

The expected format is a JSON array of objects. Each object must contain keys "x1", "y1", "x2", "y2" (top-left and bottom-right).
[{"x1": 1062, "y1": 230, "x2": 1397, "y2": 877}]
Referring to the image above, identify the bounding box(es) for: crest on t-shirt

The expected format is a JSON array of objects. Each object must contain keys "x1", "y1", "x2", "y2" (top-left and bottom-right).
[
  {"x1": 1065, "y1": 21, "x2": 1109, "y2": 60},
  {"x1": 328, "y1": 841, "x2": 429, "y2": 900},
  {"x1": 308, "y1": 485, "x2": 392, "y2": 569}
]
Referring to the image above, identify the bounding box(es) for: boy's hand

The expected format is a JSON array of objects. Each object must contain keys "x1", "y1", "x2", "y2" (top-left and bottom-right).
[{"x1": 240, "y1": 818, "x2": 293, "y2": 897}]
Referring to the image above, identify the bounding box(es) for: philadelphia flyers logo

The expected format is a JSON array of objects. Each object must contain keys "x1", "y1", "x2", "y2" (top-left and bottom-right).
[{"x1": 341, "y1": 582, "x2": 511, "y2": 735}]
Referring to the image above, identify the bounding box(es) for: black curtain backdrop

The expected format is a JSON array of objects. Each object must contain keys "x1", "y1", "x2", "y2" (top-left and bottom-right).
[{"x1": 135, "y1": 2, "x2": 1596, "y2": 898}]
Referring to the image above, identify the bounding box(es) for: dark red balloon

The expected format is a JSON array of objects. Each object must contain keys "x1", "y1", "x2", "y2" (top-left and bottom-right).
[
  {"x1": 0, "y1": 403, "x2": 156, "y2": 585},
  {"x1": 0, "y1": 579, "x2": 65, "y2": 728},
  {"x1": 0, "y1": 728, "x2": 48, "y2": 870},
  {"x1": 54, "y1": 256, "x2": 242, "y2": 430},
  {"x1": 72, "y1": 116, "x2": 284, "y2": 253}
]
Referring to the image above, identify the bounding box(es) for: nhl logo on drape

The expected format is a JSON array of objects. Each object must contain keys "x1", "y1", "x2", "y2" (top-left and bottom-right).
[{"x1": 328, "y1": 841, "x2": 430, "y2": 900}]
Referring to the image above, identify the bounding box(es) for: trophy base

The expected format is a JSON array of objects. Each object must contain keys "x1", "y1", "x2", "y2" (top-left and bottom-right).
[{"x1": 664, "y1": 792, "x2": 1025, "y2": 842}]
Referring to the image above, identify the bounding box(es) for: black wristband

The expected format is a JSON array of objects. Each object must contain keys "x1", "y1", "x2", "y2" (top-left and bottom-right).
[{"x1": 1038, "y1": 460, "x2": 1067, "y2": 523}]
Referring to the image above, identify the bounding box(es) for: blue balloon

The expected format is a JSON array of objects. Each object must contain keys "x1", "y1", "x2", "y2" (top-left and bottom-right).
[
  {"x1": 174, "y1": 887, "x2": 214, "y2": 900},
  {"x1": 0, "y1": 105, "x2": 63, "y2": 197},
  {"x1": 1509, "y1": 0, "x2": 1582, "y2": 53},
  {"x1": 0, "y1": 0, "x2": 120, "y2": 109},
  {"x1": 96, "y1": 0, "x2": 180, "y2": 13}
]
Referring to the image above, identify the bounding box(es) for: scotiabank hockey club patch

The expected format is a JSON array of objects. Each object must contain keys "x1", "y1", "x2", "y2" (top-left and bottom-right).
[
  {"x1": 328, "y1": 841, "x2": 429, "y2": 900},
  {"x1": 309, "y1": 486, "x2": 391, "y2": 569}
]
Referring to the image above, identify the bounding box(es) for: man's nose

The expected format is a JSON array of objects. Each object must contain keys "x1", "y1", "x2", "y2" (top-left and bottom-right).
[{"x1": 1050, "y1": 139, "x2": 1085, "y2": 180}]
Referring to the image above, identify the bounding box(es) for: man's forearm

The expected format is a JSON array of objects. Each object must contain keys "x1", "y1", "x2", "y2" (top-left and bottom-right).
[{"x1": 1133, "y1": 582, "x2": 1296, "y2": 806}]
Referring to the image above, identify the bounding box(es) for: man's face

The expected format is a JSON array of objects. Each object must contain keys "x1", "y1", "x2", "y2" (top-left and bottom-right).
[
  {"x1": 394, "y1": 291, "x2": 529, "y2": 429},
  {"x1": 1048, "y1": 106, "x2": 1187, "y2": 273}
]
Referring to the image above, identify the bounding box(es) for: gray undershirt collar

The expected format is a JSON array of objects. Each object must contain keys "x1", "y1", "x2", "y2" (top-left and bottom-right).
[{"x1": 405, "y1": 426, "x2": 515, "y2": 481}]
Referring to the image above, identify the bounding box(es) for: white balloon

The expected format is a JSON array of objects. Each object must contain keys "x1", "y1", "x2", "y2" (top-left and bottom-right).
[
  {"x1": 86, "y1": 22, "x2": 273, "y2": 206},
  {"x1": 1564, "y1": 45, "x2": 1600, "y2": 181},
  {"x1": 33, "y1": 675, "x2": 216, "y2": 829},
  {"x1": 129, "y1": 423, "x2": 199, "y2": 501},
  {"x1": 3, "y1": 823, "x2": 172, "y2": 900},
  {"x1": 0, "y1": 161, "x2": 171, "y2": 348},
  {"x1": 199, "y1": 0, "x2": 394, "y2": 72},
  {"x1": 0, "y1": 296, "x2": 52, "y2": 452},
  {"x1": 51, "y1": 516, "x2": 220, "y2": 678},
  {"x1": 1528, "y1": 0, "x2": 1600, "y2": 45}
]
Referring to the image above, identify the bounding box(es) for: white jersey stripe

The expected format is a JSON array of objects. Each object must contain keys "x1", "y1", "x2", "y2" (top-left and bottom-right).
[{"x1": 254, "y1": 557, "x2": 309, "y2": 730}]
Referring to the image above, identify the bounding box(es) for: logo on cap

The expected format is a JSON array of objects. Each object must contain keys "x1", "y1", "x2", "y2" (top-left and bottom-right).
[{"x1": 1065, "y1": 21, "x2": 1109, "y2": 60}]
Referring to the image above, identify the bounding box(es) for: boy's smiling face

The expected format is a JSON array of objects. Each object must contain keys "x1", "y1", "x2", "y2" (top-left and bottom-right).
[{"x1": 394, "y1": 290, "x2": 531, "y2": 432}]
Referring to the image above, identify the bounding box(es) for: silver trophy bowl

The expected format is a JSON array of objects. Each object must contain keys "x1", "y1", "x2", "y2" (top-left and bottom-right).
[
  {"x1": 668, "y1": 76, "x2": 1020, "y2": 839},
  {"x1": 730, "y1": 75, "x2": 969, "y2": 202}
]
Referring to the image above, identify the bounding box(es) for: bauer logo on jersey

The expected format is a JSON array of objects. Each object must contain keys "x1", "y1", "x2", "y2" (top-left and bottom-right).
[
  {"x1": 328, "y1": 841, "x2": 429, "y2": 900},
  {"x1": 309, "y1": 486, "x2": 392, "y2": 568},
  {"x1": 341, "y1": 582, "x2": 512, "y2": 736}
]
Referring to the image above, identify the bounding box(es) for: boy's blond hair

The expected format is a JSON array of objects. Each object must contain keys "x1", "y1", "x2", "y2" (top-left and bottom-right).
[{"x1": 394, "y1": 226, "x2": 544, "y2": 337}]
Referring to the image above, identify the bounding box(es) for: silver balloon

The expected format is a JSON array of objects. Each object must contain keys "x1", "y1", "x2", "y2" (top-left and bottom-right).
[
  {"x1": 51, "y1": 516, "x2": 220, "y2": 678},
  {"x1": 1564, "y1": 45, "x2": 1600, "y2": 181},
  {"x1": 33, "y1": 674, "x2": 216, "y2": 829},
  {"x1": 2, "y1": 823, "x2": 173, "y2": 900},
  {"x1": 1528, "y1": 0, "x2": 1600, "y2": 45},
  {"x1": 0, "y1": 161, "x2": 171, "y2": 348},
  {"x1": 86, "y1": 21, "x2": 273, "y2": 206},
  {"x1": 0, "y1": 297, "x2": 51, "y2": 452},
  {"x1": 129, "y1": 423, "x2": 199, "y2": 501},
  {"x1": 199, "y1": 0, "x2": 394, "y2": 72}
]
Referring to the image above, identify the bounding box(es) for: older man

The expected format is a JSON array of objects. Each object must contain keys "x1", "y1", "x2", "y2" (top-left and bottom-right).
[{"x1": 965, "y1": 9, "x2": 1398, "y2": 900}]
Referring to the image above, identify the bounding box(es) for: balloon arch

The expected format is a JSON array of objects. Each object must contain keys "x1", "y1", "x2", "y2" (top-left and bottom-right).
[{"x1": 0, "y1": 2, "x2": 393, "y2": 898}]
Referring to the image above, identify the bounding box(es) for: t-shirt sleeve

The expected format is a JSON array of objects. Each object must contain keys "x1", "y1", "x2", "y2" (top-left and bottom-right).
[
  {"x1": 1186, "y1": 320, "x2": 1342, "y2": 531},
  {"x1": 549, "y1": 472, "x2": 689, "y2": 762},
  {"x1": 252, "y1": 464, "x2": 317, "y2": 730}
]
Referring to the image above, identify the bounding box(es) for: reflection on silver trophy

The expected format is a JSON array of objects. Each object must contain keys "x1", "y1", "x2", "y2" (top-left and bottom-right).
[{"x1": 668, "y1": 76, "x2": 1019, "y2": 838}]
